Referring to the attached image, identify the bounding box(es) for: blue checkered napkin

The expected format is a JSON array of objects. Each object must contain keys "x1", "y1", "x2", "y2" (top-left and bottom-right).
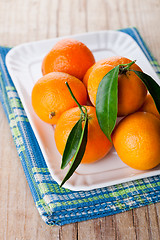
[{"x1": 0, "y1": 28, "x2": 160, "y2": 226}]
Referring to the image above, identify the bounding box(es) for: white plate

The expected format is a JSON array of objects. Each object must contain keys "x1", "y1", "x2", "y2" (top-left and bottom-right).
[{"x1": 6, "y1": 30, "x2": 160, "y2": 191}]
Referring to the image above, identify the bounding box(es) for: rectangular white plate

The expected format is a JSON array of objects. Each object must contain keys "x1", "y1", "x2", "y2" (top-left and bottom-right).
[{"x1": 6, "y1": 30, "x2": 160, "y2": 191}]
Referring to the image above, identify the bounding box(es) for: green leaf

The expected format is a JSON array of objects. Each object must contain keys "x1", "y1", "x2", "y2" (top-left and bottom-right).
[
  {"x1": 61, "y1": 119, "x2": 82, "y2": 169},
  {"x1": 96, "y1": 66, "x2": 119, "y2": 142},
  {"x1": 60, "y1": 112, "x2": 88, "y2": 188},
  {"x1": 132, "y1": 70, "x2": 160, "y2": 114}
]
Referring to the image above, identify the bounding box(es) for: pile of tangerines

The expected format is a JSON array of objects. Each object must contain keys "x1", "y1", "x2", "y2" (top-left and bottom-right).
[{"x1": 31, "y1": 38, "x2": 160, "y2": 177}]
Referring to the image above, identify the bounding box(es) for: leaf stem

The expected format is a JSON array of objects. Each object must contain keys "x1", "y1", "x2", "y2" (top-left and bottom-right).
[
  {"x1": 65, "y1": 81, "x2": 85, "y2": 116},
  {"x1": 119, "y1": 60, "x2": 136, "y2": 74}
]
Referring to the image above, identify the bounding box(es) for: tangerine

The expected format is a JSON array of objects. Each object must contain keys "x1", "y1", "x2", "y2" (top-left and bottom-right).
[
  {"x1": 112, "y1": 112, "x2": 160, "y2": 170},
  {"x1": 31, "y1": 72, "x2": 87, "y2": 125},
  {"x1": 54, "y1": 106, "x2": 112, "y2": 164},
  {"x1": 87, "y1": 56, "x2": 147, "y2": 116},
  {"x1": 42, "y1": 38, "x2": 95, "y2": 80}
]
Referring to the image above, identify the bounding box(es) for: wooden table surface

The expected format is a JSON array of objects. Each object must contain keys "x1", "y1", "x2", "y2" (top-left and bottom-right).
[{"x1": 0, "y1": 0, "x2": 160, "y2": 239}]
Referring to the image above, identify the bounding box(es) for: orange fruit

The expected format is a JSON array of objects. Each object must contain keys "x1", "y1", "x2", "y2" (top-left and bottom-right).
[
  {"x1": 112, "y1": 112, "x2": 160, "y2": 170},
  {"x1": 87, "y1": 56, "x2": 147, "y2": 116},
  {"x1": 139, "y1": 93, "x2": 160, "y2": 120},
  {"x1": 54, "y1": 106, "x2": 112, "y2": 164},
  {"x1": 42, "y1": 38, "x2": 95, "y2": 80},
  {"x1": 31, "y1": 72, "x2": 87, "y2": 125}
]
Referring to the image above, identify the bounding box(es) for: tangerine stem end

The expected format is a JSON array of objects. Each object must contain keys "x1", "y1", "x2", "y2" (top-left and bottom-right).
[{"x1": 49, "y1": 111, "x2": 55, "y2": 119}]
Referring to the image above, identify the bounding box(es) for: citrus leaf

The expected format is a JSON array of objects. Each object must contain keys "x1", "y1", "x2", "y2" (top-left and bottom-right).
[
  {"x1": 60, "y1": 113, "x2": 88, "y2": 187},
  {"x1": 96, "y1": 66, "x2": 119, "y2": 141},
  {"x1": 61, "y1": 118, "x2": 82, "y2": 169},
  {"x1": 132, "y1": 70, "x2": 160, "y2": 113}
]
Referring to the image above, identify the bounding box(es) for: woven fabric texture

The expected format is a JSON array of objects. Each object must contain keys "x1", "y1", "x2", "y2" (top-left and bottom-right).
[{"x1": 0, "y1": 27, "x2": 160, "y2": 226}]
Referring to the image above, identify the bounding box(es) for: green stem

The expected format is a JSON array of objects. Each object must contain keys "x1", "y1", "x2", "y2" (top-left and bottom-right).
[
  {"x1": 65, "y1": 81, "x2": 85, "y2": 116},
  {"x1": 82, "y1": 106, "x2": 88, "y2": 120},
  {"x1": 119, "y1": 60, "x2": 136, "y2": 74}
]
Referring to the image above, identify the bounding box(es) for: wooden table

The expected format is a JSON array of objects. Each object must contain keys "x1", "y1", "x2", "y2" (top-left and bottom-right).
[{"x1": 0, "y1": 0, "x2": 160, "y2": 239}]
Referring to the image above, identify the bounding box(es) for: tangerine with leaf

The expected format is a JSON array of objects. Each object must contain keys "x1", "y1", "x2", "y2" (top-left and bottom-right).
[
  {"x1": 54, "y1": 106, "x2": 112, "y2": 164},
  {"x1": 88, "y1": 56, "x2": 147, "y2": 116},
  {"x1": 54, "y1": 82, "x2": 112, "y2": 187}
]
